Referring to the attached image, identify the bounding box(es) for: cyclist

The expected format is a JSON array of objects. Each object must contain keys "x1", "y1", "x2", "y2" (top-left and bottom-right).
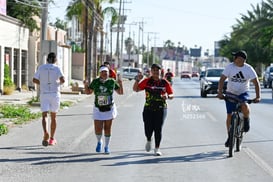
[
  {"x1": 133, "y1": 63, "x2": 174, "y2": 156},
  {"x1": 217, "y1": 50, "x2": 261, "y2": 147},
  {"x1": 164, "y1": 68, "x2": 174, "y2": 85}
]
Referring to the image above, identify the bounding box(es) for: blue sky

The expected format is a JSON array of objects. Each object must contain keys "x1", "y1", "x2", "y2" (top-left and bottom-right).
[{"x1": 49, "y1": 0, "x2": 263, "y2": 55}]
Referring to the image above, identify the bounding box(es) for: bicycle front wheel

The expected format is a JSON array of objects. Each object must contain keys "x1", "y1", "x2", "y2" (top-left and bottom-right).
[
  {"x1": 236, "y1": 119, "x2": 244, "y2": 152},
  {"x1": 229, "y1": 114, "x2": 237, "y2": 157}
]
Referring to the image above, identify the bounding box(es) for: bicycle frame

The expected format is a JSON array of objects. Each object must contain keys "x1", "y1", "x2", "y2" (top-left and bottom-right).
[
  {"x1": 228, "y1": 102, "x2": 244, "y2": 157},
  {"x1": 225, "y1": 96, "x2": 253, "y2": 157}
]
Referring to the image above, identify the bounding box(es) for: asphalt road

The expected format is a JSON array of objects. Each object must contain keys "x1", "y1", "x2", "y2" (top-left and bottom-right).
[{"x1": 1, "y1": 78, "x2": 273, "y2": 182}]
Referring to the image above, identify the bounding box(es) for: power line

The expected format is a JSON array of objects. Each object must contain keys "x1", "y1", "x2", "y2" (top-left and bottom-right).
[{"x1": 14, "y1": 0, "x2": 47, "y2": 9}]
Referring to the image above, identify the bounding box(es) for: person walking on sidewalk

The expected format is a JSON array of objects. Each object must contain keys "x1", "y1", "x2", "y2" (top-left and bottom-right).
[
  {"x1": 133, "y1": 63, "x2": 174, "y2": 156},
  {"x1": 33, "y1": 52, "x2": 65, "y2": 146},
  {"x1": 84, "y1": 65, "x2": 123, "y2": 154}
]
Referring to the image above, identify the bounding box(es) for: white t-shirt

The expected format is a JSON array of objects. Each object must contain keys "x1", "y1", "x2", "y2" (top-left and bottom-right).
[
  {"x1": 223, "y1": 63, "x2": 257, "y2": 95},
  {"x1": 34, "y1": 63, "x2": 64, "y2": 94}
]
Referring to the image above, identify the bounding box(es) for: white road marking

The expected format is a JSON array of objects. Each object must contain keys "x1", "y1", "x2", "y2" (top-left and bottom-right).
[
  {"x1": 244, "y1": 147, "x2": 273, "y2": 177},
  {"x1": 70, "y1": 128, "x2": 92, "y2": 151},
  {"x1": 206, "y1": 112, "x2": 218, "y2": 122}
]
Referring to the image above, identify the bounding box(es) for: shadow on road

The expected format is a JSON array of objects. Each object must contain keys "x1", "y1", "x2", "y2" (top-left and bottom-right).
[{"x1": 1, "y1": 138, "x2": 273, "y2": 166}]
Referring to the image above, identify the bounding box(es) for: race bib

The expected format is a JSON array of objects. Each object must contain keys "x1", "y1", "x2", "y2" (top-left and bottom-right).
[{"x1": 98, "y1": 95, "x2": 111, "y2": 106}]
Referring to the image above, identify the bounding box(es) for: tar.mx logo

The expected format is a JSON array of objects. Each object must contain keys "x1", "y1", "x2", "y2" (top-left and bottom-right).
[{"x1": 181, "y1": 101, "x2": 205, "y2": 120}]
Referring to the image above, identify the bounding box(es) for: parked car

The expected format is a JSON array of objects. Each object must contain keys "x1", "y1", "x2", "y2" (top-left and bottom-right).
[
  {"x1": 181, "y1": 71, "x2": 191, "y2": 79},
  {"x1": 200, "y1": 68, "x2": 227, "y2": 97},
  {"x1": 263, "y1": 66, "x2": 273, "y2": 88},
  {"x1": 121, "y1": 67, "x2": 142, "y2": 81},
  {"x1": 192, "y1": 71, "x2": 199, "y2": 77}
]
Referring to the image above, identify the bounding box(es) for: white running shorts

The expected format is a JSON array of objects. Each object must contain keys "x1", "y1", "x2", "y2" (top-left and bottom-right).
[{"x1": 40, "y1": 94, "x2": 60, "y2": 113}]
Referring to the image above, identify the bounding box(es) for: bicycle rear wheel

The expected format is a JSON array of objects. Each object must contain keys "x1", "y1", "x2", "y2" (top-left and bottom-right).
[
  {"x1": 236, "y1": 119, "x2": 244, "y2": 152},
  {"x1": 228, "y1": 114, "x2": 237, "y2": 157}
]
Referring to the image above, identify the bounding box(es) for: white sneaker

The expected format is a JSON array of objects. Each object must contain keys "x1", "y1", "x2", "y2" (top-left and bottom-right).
[
  {"x1": 154, "y1": 148, "x2": 162, "y2": 156},
  {"x1": 145, "y1": 141, "x2": 151, "y2": 152}
]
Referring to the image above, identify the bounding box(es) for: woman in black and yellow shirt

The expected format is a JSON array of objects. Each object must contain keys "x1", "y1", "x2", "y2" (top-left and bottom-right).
[{"x1": 133, "y1": 64, "x2": 174, "y2": 156}]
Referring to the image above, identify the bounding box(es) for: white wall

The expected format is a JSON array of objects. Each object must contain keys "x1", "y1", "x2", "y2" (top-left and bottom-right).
[{"x1": 0, "y1": 15, "x2": 29, "y2": 49}]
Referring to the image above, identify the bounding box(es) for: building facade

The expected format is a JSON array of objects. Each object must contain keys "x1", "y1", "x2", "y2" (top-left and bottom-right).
[{"x1": 0, "y1": 14, "x2": 29, "y2": 93}]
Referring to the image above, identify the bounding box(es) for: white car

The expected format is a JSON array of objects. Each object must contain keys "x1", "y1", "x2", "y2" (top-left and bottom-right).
[{"x1": 121, "y1": 67, "x2": 142, "y2": 81}]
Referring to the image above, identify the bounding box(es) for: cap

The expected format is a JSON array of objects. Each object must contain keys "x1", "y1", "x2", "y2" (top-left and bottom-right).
[
  {"x1": 151, "y1": 63, "x2": 161, "y2": 69},
  {"x1": 99, "y1": 66, "x2": 109, "y2": 72},
  {"x1": 231, "y1": 50, "x2": 247, "y2": 60}
]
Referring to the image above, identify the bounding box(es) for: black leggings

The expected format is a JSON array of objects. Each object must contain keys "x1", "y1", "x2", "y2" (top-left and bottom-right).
[{"x1": 142, "y1": 108, "x2": 167, "y2": 148}]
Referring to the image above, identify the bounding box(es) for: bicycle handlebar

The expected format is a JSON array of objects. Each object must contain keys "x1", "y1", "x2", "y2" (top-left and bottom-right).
[{"x1": 222, "y1": 95, "x2": 256, "y2": 104}]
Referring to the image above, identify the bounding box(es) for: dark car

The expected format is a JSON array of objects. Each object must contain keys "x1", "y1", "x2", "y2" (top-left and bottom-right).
[
  {"x1": 200, "y1": 68, "x2": 227, "y2": 97},
  {"x1": 191, "y1": 71, "x2": 199, "y2": 78},
  {"x1": 263, "y1": 66, "x2": 273, "y2": 88}
]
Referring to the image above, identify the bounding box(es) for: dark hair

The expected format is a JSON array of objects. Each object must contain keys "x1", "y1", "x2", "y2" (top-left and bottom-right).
[
  {"x1": 104, "y1": 61, "x2": 110, "y2": 65},
  {"x1": 47, "y1": 52, "x2": 56, "y2": 63},
  {"x1": 151, "y1": 63, "x2": 161, "y2": 69}
]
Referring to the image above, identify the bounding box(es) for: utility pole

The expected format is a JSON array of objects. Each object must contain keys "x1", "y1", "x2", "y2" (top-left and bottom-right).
[
  {"x1": 39, "y1": 0, "x2": 48, "y2": 65},
  {"x1": 116, "y1": 0, "x2": 123, "y2": 68},
  {"x1": 37, "y1": 0, "x2": 48, "y2": 98},
  {"x1": 152, "y1": 32, "x2": 159, "y2": 64}
]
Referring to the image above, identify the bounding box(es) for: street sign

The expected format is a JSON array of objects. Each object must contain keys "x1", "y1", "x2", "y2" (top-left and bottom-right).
[{"x1": 111, "y1": 27, "x2": 125, "y2": 32}]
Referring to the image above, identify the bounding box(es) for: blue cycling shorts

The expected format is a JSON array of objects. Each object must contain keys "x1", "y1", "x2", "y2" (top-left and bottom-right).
[{"x1": 225, "y1": 92, "x2": 249, "y2": 114}]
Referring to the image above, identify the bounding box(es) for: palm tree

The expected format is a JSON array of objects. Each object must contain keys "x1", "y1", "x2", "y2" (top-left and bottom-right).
[
  {"x1": 66, "y1": 0, "x2": 117, "y2": 79},
  {"x1": 220, "y1": 0, "x2": 273, "y2": 70},
  {"x1": 125, "y1": 37, "x2": 134, "y2": 66},
  {"x1": 163, "y1": 40, "x2": 175, "y2": 49}
]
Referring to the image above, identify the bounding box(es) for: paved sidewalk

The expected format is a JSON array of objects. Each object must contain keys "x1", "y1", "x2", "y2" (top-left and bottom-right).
[{"x1": 0, "y1": 87, "x2": 90, "y2": 106}]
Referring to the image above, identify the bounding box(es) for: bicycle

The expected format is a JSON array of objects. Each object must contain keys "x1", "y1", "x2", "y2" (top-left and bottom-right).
[{"x1": 224, "y1": 95, "x2": 254, "y2": 157}]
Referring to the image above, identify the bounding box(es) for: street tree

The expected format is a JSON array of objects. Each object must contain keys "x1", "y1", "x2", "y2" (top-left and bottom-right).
[{"x1": 7, "y1": 0, "x2": 42, "y2": 32}]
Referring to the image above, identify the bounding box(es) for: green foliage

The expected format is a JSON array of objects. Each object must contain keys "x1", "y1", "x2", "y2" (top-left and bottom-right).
[
  {"x1": 0, "y1": 105, "x2": 41, "y2": 125},
  {"x1": 219, "y1": 0, "x2": 273, "y2": 68},
  {"x1": 50, "y1": 18, "x2": 68, "y2": 30},
  {"x1": 60, "y1": 101, "x2": 74, "y2": 109},
  {"x1": 0, "y1": 124, "x2": 8, "y2": 136},
  {"x1": 27, "y1": 96, "x2": 39, "y2": 105},
  {"x1": 4, "y1": 64, "x2": 14, "y2": 86},
  {"x1": 7, "y1": 0, "x2": 41, "y2": 32}
]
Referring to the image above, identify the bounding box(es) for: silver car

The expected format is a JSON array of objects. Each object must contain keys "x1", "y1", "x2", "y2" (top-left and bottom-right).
[{"x1": 121, "y1": 67, "x2": 142, "y2": 81}]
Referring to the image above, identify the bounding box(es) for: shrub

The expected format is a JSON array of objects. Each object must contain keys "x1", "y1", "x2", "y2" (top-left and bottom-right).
[
  {"x1": 4, "y1": 64, "x2": 14, "y2": 87},
  {"x1": 0, "y1": 124, "x2": 8, "y2": 135}
]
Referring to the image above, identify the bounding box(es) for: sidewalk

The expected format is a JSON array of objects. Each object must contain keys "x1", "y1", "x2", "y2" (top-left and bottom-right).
[
  {"x1": 0, "y1": 85, "x2": 91, "y2": 128},
  {"x1": 0, "y1": 86, "x2": 90, "y2": 106}
]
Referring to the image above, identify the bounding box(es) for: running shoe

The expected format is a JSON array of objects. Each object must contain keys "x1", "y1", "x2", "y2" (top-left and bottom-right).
[
  {"x1": 42, "y1": 133, "x2": 49, "y2": 146},
  {"x1": 96, "y1": 142, "x2": 102, "y2": 153},
  {"x1": 145, "y1": 141, "x2": 152, "y2": 152},
  {"x1": 244, "y1": 118, "x2": 250, "y2": 132},
  {"x1": 104, "y1": 147, "x2": 110, "y2": 154},
  {"x1": 49, "y1": 138, "x2": 57, "y2": 146},
  {"x1": 154, "y1": 148, "x2": 162, "y2": 156}
]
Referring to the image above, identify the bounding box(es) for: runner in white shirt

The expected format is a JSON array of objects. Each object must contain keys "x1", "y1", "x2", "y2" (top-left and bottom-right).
[
  {"x1": 33, "y1": 52, "x2": 65, "y2": 146},
  {"x1": 217, "y1": 50, "x2": 261, "y2": 147}
]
